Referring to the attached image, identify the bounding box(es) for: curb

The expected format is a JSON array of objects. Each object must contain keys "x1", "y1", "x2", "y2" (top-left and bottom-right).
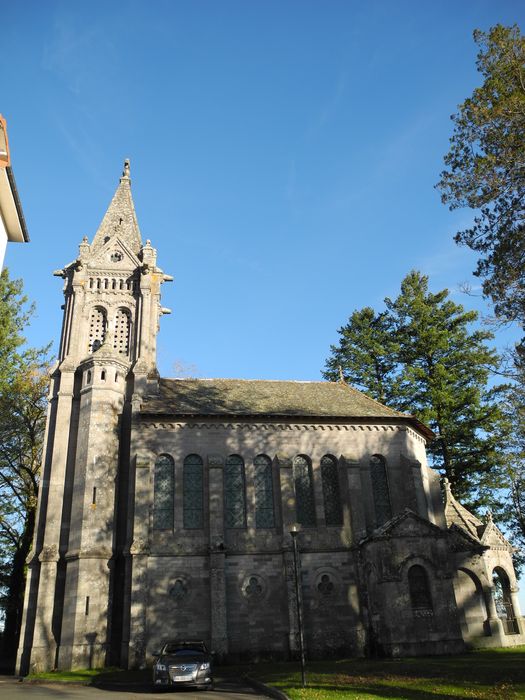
[{"x1": 244, "y1": 675, "x2": 291, "y2": 700}]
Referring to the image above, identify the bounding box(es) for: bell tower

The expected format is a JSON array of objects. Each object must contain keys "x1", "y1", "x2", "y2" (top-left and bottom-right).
[{"x1": 17, "y1": 161, "x2": 172, "y2": 673}]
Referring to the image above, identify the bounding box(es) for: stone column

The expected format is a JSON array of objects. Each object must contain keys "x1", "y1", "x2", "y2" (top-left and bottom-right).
[
  {"x1": 128, "y1": 450, "x2": 152, "y2": 668},
  {"x1": 23, "y1": 370, "x2": 75, "y2": 672},
  {"x1": 128, "y1": 548, "x2": 149, "y2": 668},
  {"x1": 209, "y1": 551, "x2": 227, "y2": 657},
  {"x1": 510, "y1": 587, "x2": 525, "y2": 636},
  {"x1": 283, "y1": 546, "x2": 300, "y2": 656},
  {"x1": 208, "y1": 455, "x2": 227, "y2": 657},
  {"x1": 278, "y1": 456, "x2": 301, "y2": 657},
  {"x1": 484, "y1": 584, "x2": 505, "y2": 638}
]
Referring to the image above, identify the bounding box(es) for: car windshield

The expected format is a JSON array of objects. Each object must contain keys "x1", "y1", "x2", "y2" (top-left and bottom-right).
[{"x1": 163, "y1": 645, "x2": 205, "y2": 656}]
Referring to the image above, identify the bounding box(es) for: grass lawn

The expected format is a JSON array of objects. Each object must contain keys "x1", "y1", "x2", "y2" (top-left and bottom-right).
[
  {"x1": 248, "y1": 647, "x2": 525, "y2": 700},
  {"x1": 25, "y1": 667, "x2": 148, "y2": 684}
]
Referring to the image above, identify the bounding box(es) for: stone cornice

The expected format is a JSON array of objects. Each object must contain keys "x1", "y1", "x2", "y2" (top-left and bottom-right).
[{"x1": 140, "y1": 419, "x2": 415, "y2": 434}]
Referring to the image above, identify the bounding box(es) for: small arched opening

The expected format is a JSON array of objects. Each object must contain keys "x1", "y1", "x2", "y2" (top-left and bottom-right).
[{"x1": 493, "y1": 567, "x2": 519, "y2": 635}]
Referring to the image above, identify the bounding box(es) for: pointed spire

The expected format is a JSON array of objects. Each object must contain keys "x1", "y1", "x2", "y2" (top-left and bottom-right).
[{"x1": 91, "y1": 159, "x2": 142, "y2": 253}]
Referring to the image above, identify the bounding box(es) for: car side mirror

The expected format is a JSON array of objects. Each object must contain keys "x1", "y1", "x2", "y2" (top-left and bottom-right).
[{"x1": 152, "y1": 649, "x2": 161, "y2": 657}]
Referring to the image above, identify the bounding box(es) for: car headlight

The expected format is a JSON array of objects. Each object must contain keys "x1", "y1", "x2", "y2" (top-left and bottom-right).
[
  {"x1": 155, "y1": 663, "x2": 167, "y2": 671},
  {"x1": 200, "y1": 661, "x2": 211, "y2": 671}
]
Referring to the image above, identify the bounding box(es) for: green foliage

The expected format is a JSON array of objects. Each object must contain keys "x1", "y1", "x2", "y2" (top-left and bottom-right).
[
  {"x1": 437, "y1": 24, "x2": 525, "y2": 333},
  {"x1": 0, "y1": 268, "x2": 34, "y2": 387},
  {"x1": 0, "y1": 268, "x2": 50, "y2": 663},
  {"x1": 324, "y1": 308, "x2": 399, "y2": 405},
  {"x1": 498, "y1": 368, "x2": 525, "y2": 570},
  {"x1": 324, "y1": 271, "x2": 506, "y2": 508}
]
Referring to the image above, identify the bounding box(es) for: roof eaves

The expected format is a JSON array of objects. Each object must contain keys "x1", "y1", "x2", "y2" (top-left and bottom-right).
[
  {"x1": 5, "y1": 166, "x2": 29, "y2": 242},
  {"x1": 139, "y1": 409, "x2": 430, "y2": 434}
]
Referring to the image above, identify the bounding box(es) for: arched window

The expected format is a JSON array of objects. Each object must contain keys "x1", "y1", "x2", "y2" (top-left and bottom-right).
[
  {"x1": 254, "y1": 454, "x2": 275, "y2": 528},
  {"x1": 114, "y1": 307, "x2": 132, "y2": 357},
  {"x1": 224, "y1": 455, "x2": 246, "y2": 528},
  {"x1": 88, "y1": 306, "x2": 107, "y2": 353},
  {"x1": 153, "y1": 454, "x2": 174, "y2": 530},
  {"x1": 408, "y1": 565, "x2": 433, "y2": 615},
  {"x1": 321, "y1": 454, "x2": 343, "y2": 526},
  {"x1": 293, "y1": 455, "x2": 316, "y2": 527},
  {"x1": 370, "y1": 454, "x2": 392, "y2": 526},
  {"x1": 493, "y1": 568, "x2": 519, "y2": 634},
  {"x1": 183, "y1": 454, "x2": 204, "y2": 529}
]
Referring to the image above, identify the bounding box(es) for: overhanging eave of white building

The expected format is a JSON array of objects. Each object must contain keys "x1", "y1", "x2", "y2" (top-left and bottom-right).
[{"x1": 0, "y1": 166, "x2": 29, "y2": 243}]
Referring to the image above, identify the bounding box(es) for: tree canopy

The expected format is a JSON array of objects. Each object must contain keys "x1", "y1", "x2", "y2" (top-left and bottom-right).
[
  {"x1": 0, "y1": 268, "x2": 50, "y2": 667},
  {"x1": 324, "y1": 271, "x2": 506, "y2": 508},
  {"x1": 436, "y1": 24, "x2": 525, "y2": 337}
]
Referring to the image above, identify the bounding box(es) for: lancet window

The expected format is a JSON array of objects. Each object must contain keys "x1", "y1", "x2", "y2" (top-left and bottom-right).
[
  {"x1": 113, "y1": 307, "x2": 132, "y2": 357},
  {"x1": 293, "y1": 455, "x2": 316, "y2": 527},
  {"x1": 153, "y1": 454, "x2": 174, "y2": 530},
  {"x1": 224, "y1": 455, "x2": 246, "y2": 528},
  {"x1": 183, "y1": 454, "x2": 204, "y2": 529},
  {"x1": 408, "y1": 565, "x2": 433, "y2": 615},
  {"x1": 321, "y1": 454, "x2": 343, "y2": 526},
  {"x1": 254, "y1": 454, "x2": 275, "y2": 528},
  {"x1": 88, "y1": 306, "x2": 107, "y2": 353},
  {"x1": 370, "y1": 454, "x2": 392, "y2": 526}
]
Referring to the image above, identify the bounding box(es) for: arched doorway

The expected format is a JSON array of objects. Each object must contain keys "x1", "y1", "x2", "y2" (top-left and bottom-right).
[
  {"x1": 453, "y1": 568, "x2": 486, "y2": 639},
  {"x1": 493, "y1": 568, "x2": 519, "y2": 635}
]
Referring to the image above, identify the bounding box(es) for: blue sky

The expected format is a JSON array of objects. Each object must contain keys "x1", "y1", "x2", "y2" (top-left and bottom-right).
[{"x1": 4, "y1": 0, "x2": 525, "y2": 381}]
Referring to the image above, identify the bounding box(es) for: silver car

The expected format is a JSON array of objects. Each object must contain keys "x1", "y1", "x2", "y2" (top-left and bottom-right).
[{"x1": 152, "y1": 640, "x2": 214, "y2": 690}]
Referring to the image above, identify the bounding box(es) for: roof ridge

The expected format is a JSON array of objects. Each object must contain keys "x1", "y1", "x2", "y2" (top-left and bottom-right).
[{"x1": 161, "y1": 377, "x2": 335, "y2": 384}]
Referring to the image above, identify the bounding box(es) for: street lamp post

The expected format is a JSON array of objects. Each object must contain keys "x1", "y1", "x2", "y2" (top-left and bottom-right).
[{"x1": 290, "y1": 524, "x2": 306, "y2": 688}]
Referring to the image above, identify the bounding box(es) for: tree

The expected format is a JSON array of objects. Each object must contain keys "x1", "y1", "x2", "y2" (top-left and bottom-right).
[
  {"x1": 324, "y1": 307, "x2": 399, "y2": 405},
  {"x1": 0, "y1": 367, "x2": 48, "y2": 663},
  {"x1": 436, "y1": 24, "x2": 525, "y2": 336},
  {"x1": 0, "y1": 268, "x2": 50, "y2": 667},
  {"x1": 0, "y1": 268, "x2": 35, "y2": 386},
  {"x1": 324, "y1": 271, "x2": 506, "y2": 507},
  {"x1": 499, "y1": 369, "x2": 525, "y2": 568}
]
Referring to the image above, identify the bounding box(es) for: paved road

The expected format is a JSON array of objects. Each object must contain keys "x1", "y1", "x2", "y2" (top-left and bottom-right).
[{"x1": 0, "y1": 676, "x2": 270, "y2": 700}]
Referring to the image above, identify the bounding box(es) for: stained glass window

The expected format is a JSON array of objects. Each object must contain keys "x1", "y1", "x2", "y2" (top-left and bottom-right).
[
  {"x1": 224, "y1": 455, "x2": 246, "y2": 528},
  {"x1": 153, "y1": 454, "x2": 174, "y2": 529},
  {"x1": 370, "y1": 454, "x2": 392, "y2": 526},
  {"x1": 293, "y1": 455, "x2": 316, "y2": 527},
  {"x1": 183, "y1": 454, "x2": 204, "y2": 529},
  {"x1": 408, "y1": 565, "x2": 433, "y2": 613},
  {"x1": 254, "y1": 454, "x2": 275, "y2": 528},
  {"x1": 321, "y1": 455, "x2": 343, "y2": 526}
]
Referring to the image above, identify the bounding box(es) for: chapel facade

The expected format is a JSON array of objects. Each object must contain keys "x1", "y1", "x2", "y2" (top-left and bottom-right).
[{"x1": 17, "y1": 162, "x2": 525, "y2": 673}]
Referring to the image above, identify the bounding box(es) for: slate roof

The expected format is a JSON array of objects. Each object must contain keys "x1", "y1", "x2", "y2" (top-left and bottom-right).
[{"x1": 141, "y1": 378, "x2": 433, "y2": 436}]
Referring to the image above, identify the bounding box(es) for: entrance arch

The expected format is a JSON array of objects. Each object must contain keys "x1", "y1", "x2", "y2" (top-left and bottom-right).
[{"x1": 493, "y1": 568, "x2": 519, "y2": 635}]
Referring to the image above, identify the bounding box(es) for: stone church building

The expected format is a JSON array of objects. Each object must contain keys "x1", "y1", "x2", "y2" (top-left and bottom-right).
[{"x1": 17, "y1": 162, "x2": 525, "y2": 673}]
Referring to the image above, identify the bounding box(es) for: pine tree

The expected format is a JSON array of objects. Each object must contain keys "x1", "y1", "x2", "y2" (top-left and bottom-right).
[
  {"x1": 324, "y1": 307, "x2": 399, "y2": 405},
  {"x1": 323, "y1": 271, "x2": 506, "y2": 508},
  {"x1": 436, "y1": 24, "x2": 525, "y2": 340}
]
